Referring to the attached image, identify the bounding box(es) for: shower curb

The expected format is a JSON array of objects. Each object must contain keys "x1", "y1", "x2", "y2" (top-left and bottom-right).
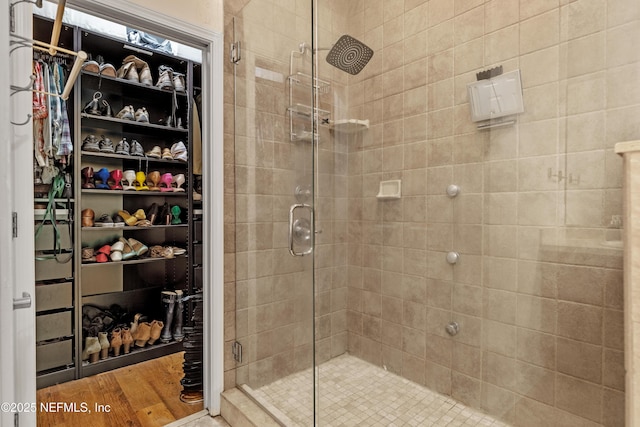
[{"x1": 221, "y1": 388, "x2": 281, "y2": 427}]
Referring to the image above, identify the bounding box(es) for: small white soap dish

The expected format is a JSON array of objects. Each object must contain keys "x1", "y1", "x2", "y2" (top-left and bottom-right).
[{"x1": 376, "y1": 180, "x2": 401, "y2": 200}]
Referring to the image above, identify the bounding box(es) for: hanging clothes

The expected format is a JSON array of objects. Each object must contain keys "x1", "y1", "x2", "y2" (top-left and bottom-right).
[
  {"x1": 33, "y1": 60, "x2": 49, "y2": 167},
  {"x1": 49, "y1": 62, "x2": 73, "y2": 160}
]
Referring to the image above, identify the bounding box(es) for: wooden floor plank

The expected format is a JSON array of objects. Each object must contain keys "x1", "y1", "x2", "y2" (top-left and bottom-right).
[{"x1": 37, "y1": 352, "x2": 203, "y2": 427}]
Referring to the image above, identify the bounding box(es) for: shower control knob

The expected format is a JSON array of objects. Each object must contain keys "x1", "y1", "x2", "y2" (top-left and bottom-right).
[
  {"x1": 446, "y1": 184, "x2": 460, "y2": 198},
  {"x1": 446, "y1": 321, "x2": 460, "y2": 336},
  {"x1": 446, "y1": 251, "x2": 460, "y2": 264}
]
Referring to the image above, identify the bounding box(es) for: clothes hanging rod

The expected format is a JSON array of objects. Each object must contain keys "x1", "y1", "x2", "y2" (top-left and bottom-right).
[
  {"x1": 10, "y1": 35, "x2": 87, "y2": 101},
  {"x1": 48, "y1": 0, "x2": 66, "y2": 55}
]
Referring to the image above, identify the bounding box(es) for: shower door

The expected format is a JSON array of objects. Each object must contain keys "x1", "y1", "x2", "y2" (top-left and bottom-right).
[{"x1": 230, "y1": 1, "x2": 318, "y2": 424}]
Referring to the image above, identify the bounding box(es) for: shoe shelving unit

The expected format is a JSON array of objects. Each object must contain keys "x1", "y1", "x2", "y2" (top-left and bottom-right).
[{"x1": 34, "y1": 15, "x2": 203, "y2": 388}]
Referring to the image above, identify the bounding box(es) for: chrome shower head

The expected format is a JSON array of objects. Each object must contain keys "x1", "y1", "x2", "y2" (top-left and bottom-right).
[{"x1": 325, "y1": 35, "x2": 373, "y2": 75}]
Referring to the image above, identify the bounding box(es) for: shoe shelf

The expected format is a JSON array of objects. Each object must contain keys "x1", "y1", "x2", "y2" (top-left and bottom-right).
[
  {"x1": 81, "y1": 340, "x2": 183, "y2": 378},
  {"x1": 81, "y1": 71, "x2": 189, "y2": 97},
  {"x1": 80, "y1": 113, "x2": 189, "y2": 133},
  {"x1": 82, "y1": 224, "x2": 187, "y2": 231},
  {"x1": 81, "y1": 151, "x2": 189, "y2": 165},
  {"x1": 81, "y1": 189, "x2": 188, "y2": 196},
  {"x1": 81, "y1": 254, "x2": 188, "y2": 268}
]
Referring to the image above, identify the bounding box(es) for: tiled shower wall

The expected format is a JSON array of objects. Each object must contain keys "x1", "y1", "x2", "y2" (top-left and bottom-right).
[
  {"x1": 223, "y1": 0, "x2": 640, "y2": 426},
  {"x1": 339, "y1": 0, "x2": 638, "y2": 425}
]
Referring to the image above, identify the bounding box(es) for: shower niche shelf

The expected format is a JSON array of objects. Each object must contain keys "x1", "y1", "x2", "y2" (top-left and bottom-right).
[
  {"x1": 288, "y1": 72, "x2": 330, "y2": 94},
  {"x1": 330, "y1": 119, "x2": 369, "y2": 134}
]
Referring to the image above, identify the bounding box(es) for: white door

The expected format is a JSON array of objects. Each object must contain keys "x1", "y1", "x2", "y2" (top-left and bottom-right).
[{"x1": 2, "y1": 2, "x2": 38, "y2": 426}]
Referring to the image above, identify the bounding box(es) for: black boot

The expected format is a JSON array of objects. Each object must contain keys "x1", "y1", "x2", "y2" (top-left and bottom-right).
[
  {"x1": 161, "y1": 291, "x2": 176, "y2": 343},
  {"x1": 173, "y1": 290, "x2": 184, "y2": 342}
]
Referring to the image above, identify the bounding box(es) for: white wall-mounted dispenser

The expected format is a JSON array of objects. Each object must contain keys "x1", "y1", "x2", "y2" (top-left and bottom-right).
[{"x1": 467, "y1": 69, "x2": 524, "y2": 126}]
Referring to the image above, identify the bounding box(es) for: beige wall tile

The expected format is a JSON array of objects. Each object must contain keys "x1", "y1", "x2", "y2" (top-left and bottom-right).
[
  {"x1": 485, "y1": 0, "x2": 519, "y2": 33},
  {"x1": 483, "y1": 320, "x2": 516, "y2": 357},
  {"x1": 556, "y1": 337, "x2": 603, "y2": 383},
  {"x1": 520, "y1": 10, "x2": 560, "y2": 54},
  {"x1": 515, "y1": 361, "x2": 556, "y2": 405},
  {"x1": 555, "y1": 373, "x2": 603, "y2": 423},
  {"x1": 560, "y1": 0, "x2": 606, "y2": 41},
  {"x1": 603, "y1": 348, "x2": 625, "y2": 391},
  {"x1": 482, "y1": 351, "x2": 516, "y2": 391},
  {"x1": 557, "y1": 301, "x2": 603, "y2": 345},
  {"x1": 485, "y1": 25, "x2": 520, "y2": 64},
  {"x1": 516, "y1": 294, "x2": 557, "y2": 334},
  {"x1": 452, "y1": 341, "x2": 481, "y2": 378},
  {"x1": 429, "y1": 0, "x2": 454, "y2": 27},
  {"x1": 561, "y1": 32, "x2": 605, "y2": 78},
  {"x1": 454, "y1": 6, "x2": 484, "y2": 45},
  {"x1": 481, "y1": 383, "x2": 517, "y2": 423},
  {"x1": 452, "y1": 372, "x2": 481, "y2": 407}
]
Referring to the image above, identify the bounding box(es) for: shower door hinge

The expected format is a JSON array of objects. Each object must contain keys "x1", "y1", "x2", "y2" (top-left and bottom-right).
[
  {"x1": 230, "y1": 42, "x2": 241, "y2": 64},
  {"x1": 232, "y1": 340, "x2": 243, "y2": 363},
  {"x1": 14, "y1": 413, "x2": 18, "y2": 427},
  {"x1": 12, "y1": 212, "x2": 18, "y2": 238}
]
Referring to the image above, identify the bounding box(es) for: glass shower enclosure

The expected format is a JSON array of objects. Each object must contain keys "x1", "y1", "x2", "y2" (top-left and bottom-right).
[{"x1": 228, "y1": 0, "x2": 637, "y2": 425}]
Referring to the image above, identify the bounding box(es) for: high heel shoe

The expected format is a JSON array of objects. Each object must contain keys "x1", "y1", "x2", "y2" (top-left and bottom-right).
[
  {"x1": 135, "y1": 171, "x2": 149, "y2": 191},
  {"x1": 110, "y1": 328, "x2": 123, "y2": 356},
  {"x1": 146, "y1": 202, "x2": 159, "y2": 225},
  {"x1": 133, "y1": 322, "x2": 151, "y2": 347},
  {"x1": 147, "y1": 171, "x2": 161, "y2": 191},
  {"x1": 81, "y1": 166, "x2": 95, "y2": 189},
  {"x1": 94, "y1": 167, "x2": 110, "y2": 189},
  {"x1": 108, "y1": 169, "x2": 123, "y2": 190},
  {"x1": 171, "y1": 205, "x2": 182, "y2": 225},
  {"x1": 122, "y1": 170, "x2": 136, "y2": 190},
  {"x1": 121, "y1": 327, "x2": 134, "y2": 354},
  {"x1": 159, "y1": 173, "x2": 173, "y2": 192},
  {"x1": 158, "y1": 202, "x2": 171, "y2": 226},
  {"x1": 117, "y1": 210, "x2": 139, "y2": 226},
  {"x1": 81, "y1": 336, "x2": 101, "y2": 363},
  {"x1": 98, "y1": 332, "x2": 110, "y2": 359},
  {"x1": 172, "y1": 173, "x2": 185, "y2": 192},
  {"x1": 148, "y1": 320, "x2": 164, "y2": 345}
]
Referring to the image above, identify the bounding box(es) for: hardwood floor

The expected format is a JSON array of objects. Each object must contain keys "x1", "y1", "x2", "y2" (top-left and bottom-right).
[{"x1": 37, "y1": 352, "x2": 204, "y2": 427}]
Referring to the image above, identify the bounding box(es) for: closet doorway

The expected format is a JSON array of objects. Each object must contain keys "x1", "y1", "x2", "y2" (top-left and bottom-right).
[{"x1": 7, "y1": 0, "x2": 224, "y2": 424}]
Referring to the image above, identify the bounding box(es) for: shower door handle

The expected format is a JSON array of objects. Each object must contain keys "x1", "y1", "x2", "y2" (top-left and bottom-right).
[{"x1": 289, "y1": 203, "x2": 314, "y2": 256}]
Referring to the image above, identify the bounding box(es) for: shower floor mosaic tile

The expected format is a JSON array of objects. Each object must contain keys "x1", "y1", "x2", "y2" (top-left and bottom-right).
[{"x1": 252, "y1": 354, "x2": 510, "y2": 426}]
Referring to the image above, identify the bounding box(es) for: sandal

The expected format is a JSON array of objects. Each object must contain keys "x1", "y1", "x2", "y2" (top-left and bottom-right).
[
  {"x1": 145, "y1": 146, "x2": 162, "y2": 159},
  {"x1": 81, "y1": 167, "x2": 95, "y2": 189},
  {"x1": 117, "y1": 210, "x2": 139, "y2": 226},
  {"x1": 127, "y1": 238, "x2": 148, "y2": 257},
  {"x1": 159, "y1": 173, "x2": 173, "y2": 192},
  {"x1": 135, "y1": 171, "x2": 150, "y2": 191},
  {"x1": 94, "y1": 168, "x2": 110, "y2": 189},
  {"x1": 95, "y1": 245, "x2": 111, "y2": 263},
  {"x1": 161, "y1": 147, "x2": 173, "y2": 160},
  {"x1": 172, "y1": 173, "x2": 185, "y2": 192},
  {"x1": 118, "y1": 237, "x2": 136, "y2": 260},
  {"x1": 108, "y1": 169, "x2": 123, "y2": 190},
  {"x1": 122, "y1": 170, "x2": 136, "y2": 190},
  {"x1": 110, "y1": 240, "x2": 124, "y2": 261},
  {"x1": 147, "y1": 171, "x2": 161, "y2": 191}
]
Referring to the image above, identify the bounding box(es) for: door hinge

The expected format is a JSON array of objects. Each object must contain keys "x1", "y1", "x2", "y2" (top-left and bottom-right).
[
  {"x1": 12, "y1": 212, "x2": 18, "y2": 238},
  {"x1": 230, "y1": 41, "x2": 241, "y2": 64},
  {"x1": 232, "y1": 341, "x2": 242, "y2": 363},
  {"x1": 14, "y1": 413, "x2": 18, "y2": 427}
]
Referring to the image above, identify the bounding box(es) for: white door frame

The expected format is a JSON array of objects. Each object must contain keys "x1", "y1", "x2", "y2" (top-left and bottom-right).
[{"x1": 6, "y1": 0, "x2": 225, "y2": 416}]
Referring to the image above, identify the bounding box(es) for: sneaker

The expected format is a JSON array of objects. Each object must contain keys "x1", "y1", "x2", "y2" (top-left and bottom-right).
[
  {"x1": 156, "y1": 65, "x2": 174, "y2": 90},
  {"x1": 116, "y1": 105, "x2": 134, "y2": 120},
  {"x1": 135, "y1": 107, "x2": 149, "y2": 123},
  {"x1": 99, "y1": 136, "x2": 115, "y2": 153},
  {"x1": 115, "y1": 138, "x2": 130, "y2": 155},
  {"x1": 82, "y1": 135, "x2": 100, "y2": 152},
  {"x1": 94, "y1": 213, "x2": 115, "y2": 227},
  {"x1": 173, "y1": 72, "x2": 186, "y2": 93},
  {"x1": 130, "y1": 140, "x2": 145, "y2": 157},
  {"x1": 171, "y1": 141, "x2": 188, "y2": 162}
]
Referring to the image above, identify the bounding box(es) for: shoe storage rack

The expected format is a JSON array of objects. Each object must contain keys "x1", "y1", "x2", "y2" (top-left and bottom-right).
[{"x1": 33, "y1": 16, "x2": 203, "y2": 388}]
